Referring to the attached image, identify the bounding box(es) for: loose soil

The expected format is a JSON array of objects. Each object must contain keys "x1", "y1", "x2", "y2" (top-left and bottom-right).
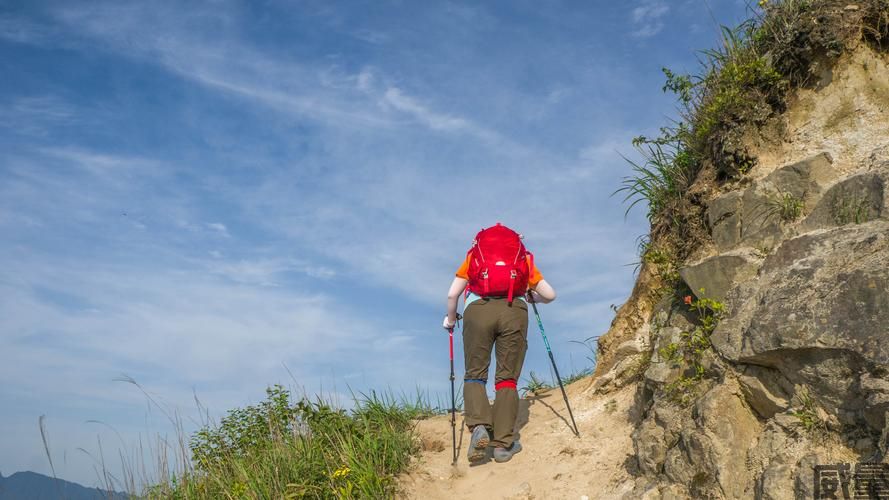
[{"x1": 398, "y1": 379, "x2": 639, "y2": 500}]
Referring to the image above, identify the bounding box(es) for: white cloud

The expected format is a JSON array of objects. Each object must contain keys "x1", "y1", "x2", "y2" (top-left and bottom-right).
[
  {"x1": 383, "y1": 87, "x2": 470, "y2": 132},
  {"x1": 205, "y1": 222, "x2": 230, "y2": 237},
  {"x1": 631, "y1": 1, "x2": 670, "y2": 38}
]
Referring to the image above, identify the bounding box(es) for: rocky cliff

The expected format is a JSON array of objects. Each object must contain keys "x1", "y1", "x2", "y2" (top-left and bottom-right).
[{"x1": 593, "y1": 2, "x2": 889, "y2": 498}]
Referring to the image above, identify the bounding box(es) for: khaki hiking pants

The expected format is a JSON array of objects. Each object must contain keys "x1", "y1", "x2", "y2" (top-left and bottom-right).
[{"x1": 462, "y1": 297, "x2": 529, "y2": 448}]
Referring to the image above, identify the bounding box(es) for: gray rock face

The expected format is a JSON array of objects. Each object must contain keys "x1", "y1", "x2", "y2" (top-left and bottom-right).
[
  {"x1": 709, "y1": 191, "x2": 744, "y2": 250},
  {"x1": 713, "y1": 220, "x2": 889, "y2": 366},
  {"x1": 634, "y1": 417, "x2": 668, "y2": 476},
  {"x1": 757, "y1": 462, "x2": 793, "y2": 500},
  {"x1": 861, "y1": 372, "x2": 889, "y2": 430},
  {"x1": 712, "y1": 221, "x2": 889, "y2": 426},
  {"x1": 738, "y1": 365, "x2": 792, "y2": 419},
  {"x1": 740, "y1": 153, "x2": 836, "y2": 249},
  {"x1": 679, "y1": 251, "x2": 761, "y2": 303},
  {"x1": 694, "y1": 381, "x2": 761, "y2": 498},
  {"x1": 801, "y1": 172, "x2": 885, "y2": 232},
  {"x1": 707, "y1": 153, "x2": 840, "y2": 252},
  {"x1": 630, "y1": 152, "x2": 889, "y2": 498},
  {"x1": 757, "y1": 153, "x2": 835, "y2": 197}
]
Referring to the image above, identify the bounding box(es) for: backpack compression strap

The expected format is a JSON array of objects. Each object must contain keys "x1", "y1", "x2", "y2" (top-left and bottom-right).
[{"x1": 507, "y1": 269, "x2": 516, "y2": 304}]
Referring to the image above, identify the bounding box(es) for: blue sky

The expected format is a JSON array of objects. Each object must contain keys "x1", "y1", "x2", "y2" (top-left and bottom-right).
[{"x1": 1, "y1": 0, "x2": 751, "y2": 488}]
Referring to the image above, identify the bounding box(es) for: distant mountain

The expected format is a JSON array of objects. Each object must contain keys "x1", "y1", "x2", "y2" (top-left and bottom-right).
[{"x1": 0, "y1": 471, "x2": 128, "y2": 500}]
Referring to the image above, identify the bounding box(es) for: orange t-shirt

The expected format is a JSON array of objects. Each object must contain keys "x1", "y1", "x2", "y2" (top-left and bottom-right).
[{"x1": 455, "y1": 254, "x2": 543, "y2": 288}]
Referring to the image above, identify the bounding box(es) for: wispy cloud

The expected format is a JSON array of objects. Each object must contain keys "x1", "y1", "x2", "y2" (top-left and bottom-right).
[
  {"x1": 202, "y1": 257, "x2": 336, "y2": 286},
  {"x1": 45, "y1": 2, "x2": 516, "y2": 146},
  {"x1": 631, "y1": 0, "x2": 670, "y2": 38},
  {"x1": 0, "y1": 15, "x2": 55, "y2": 45},
  {"x1": 383, "y1": 87, "x2": 471, "y2": 132},
  {"x1": 0, "y1": 96, "x2": 78, "y2": 136}
]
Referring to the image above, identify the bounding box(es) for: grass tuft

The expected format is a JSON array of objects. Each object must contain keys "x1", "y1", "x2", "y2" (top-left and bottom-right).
[
  {"x1": 833, "y1": 193, "x2": 871, "y2": 224},
  {"x1": 521, "y1": 371, "x2": 553, "y2": 397},
  {"x1": 759, "y1": 191, "x2": 806, "y2": 223}
]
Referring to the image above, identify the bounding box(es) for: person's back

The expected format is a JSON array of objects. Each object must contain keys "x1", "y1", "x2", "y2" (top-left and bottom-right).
[{"x1": 444, "y1": 223, "x2": 556, "y2": 463}]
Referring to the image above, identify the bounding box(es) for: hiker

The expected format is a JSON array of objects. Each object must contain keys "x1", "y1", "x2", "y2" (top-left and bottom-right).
[{"x1": 443, "y1": 223, "x2": 556, "y2": 463}]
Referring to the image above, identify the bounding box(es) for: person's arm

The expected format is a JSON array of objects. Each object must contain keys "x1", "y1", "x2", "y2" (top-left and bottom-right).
[
  {"x1": 445, "y1": 277, "x2": 468, "y2": 326},
  {"x1": 528, "y1": 279, "x2": 556, "y2": 304}
]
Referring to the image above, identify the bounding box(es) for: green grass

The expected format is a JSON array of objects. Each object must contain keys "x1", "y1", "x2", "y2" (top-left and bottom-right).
[
  {"x1": 521, "y1": 365, "x2": 593, "y2": 396},
  {"x1": 833, "y1": 194, "x2": 871, "y2": 225},
  {"x1": 616, "y1": 139, "x2": 695, "y2": 224},
  {"x1": 141, "y1": 385, "x2": 433, "y2": 499},
  {"x1": 562, "y1": 367, "x2": 595, "y2": 386},
  {"x1": 789, "y1": 386, "x2": 826, "y2": 436},
  {"x1": 765, "y1": 191, "x2": 805, "y2": 223},
  {"x1": 521, "y1": 371, "x2": 553, "y2": 397}
]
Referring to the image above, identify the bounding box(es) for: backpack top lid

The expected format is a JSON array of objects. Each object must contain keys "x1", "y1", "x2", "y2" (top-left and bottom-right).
[{"x1": 473, "y1": 223, "x2": 523, "y2": 248}]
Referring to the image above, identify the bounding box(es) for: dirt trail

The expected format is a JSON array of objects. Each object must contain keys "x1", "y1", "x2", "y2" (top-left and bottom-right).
[{"x1": 398, "y1": 379, "x2": 638, "y2": 499}]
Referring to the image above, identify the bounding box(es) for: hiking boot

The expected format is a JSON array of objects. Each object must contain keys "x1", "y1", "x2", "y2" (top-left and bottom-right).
[
  {"x1": 467, "y1": 425, "x2": 490, "y2": 462},
  {"x1": 492, "y1": 440, "x2": 522, "y2": 463}
]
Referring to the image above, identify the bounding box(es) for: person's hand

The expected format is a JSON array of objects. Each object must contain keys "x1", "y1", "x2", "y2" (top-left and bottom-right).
[{"x1": 442, "y1": 313, "x2": 462, "y2": 330}]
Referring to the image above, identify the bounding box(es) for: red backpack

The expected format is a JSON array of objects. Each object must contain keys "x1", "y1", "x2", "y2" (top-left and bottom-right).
[{"x1": 466, "y1": 223, "x2": 533, "y2": 304}]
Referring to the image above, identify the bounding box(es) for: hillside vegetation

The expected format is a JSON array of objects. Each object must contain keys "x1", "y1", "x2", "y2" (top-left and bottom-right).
[
  {"x1": 142, "y1": 387, "x2": 435, "y2": 499},
  {"x1": 600, "y1": 0, "x2": 888, "y2": 374}
]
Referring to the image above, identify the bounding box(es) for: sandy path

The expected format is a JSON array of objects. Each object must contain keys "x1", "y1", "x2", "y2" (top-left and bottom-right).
[{"x1": 398, "y1": 379, "x2": 638, "y2": 499}]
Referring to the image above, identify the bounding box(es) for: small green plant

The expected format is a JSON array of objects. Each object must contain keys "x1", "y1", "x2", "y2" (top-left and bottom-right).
[
  {"x1": 789, "y1": 386, "x2": 826, "y2": 436},
  {"x1": 757, "y1": 191, "x2": 805, "y2": 224},
  {"x1": 563, "y1": 367, "x2": 595, "y2": 386},
  {"x1": 772, "y1": 191, "x2": 805, "y2": 222},
  {"x1": 641, "y1": 244, "x2": 681, "y2": 297},
  {"x1": 658, "y1": 342, "x2": 682, "y2": 365},
  {"x1": 521, "y1": 371, "x2": 552, "y2": 397},
  {"x1": 664, "y1": 375, "x2": 701, "y2": 406},
  {"x1": 833, "y1": 194, "x2": 870, "y2": 225},
  {"x1": 562, "y1": 334, "x2": 598, "y2": 385},
  {"x1": 604, "y1": 399, "x2": 618, "y2": 414},
  {"x1": 661, "y1": 291, "x2": 725, "y2": 406}
]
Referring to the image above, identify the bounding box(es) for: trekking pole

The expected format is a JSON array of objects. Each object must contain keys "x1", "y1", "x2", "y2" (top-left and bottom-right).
[
  {"x1": 448, "y1": 326, "x2": 458, "y2": 465},
  {"x1": 528, "y1": 295, "x2": 580, "y2": 437}
]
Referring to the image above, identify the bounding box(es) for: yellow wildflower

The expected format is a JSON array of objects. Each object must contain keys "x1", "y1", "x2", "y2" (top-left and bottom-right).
[{"x1": 331, "y1": 465, "x2": 351, "y2": 480}]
